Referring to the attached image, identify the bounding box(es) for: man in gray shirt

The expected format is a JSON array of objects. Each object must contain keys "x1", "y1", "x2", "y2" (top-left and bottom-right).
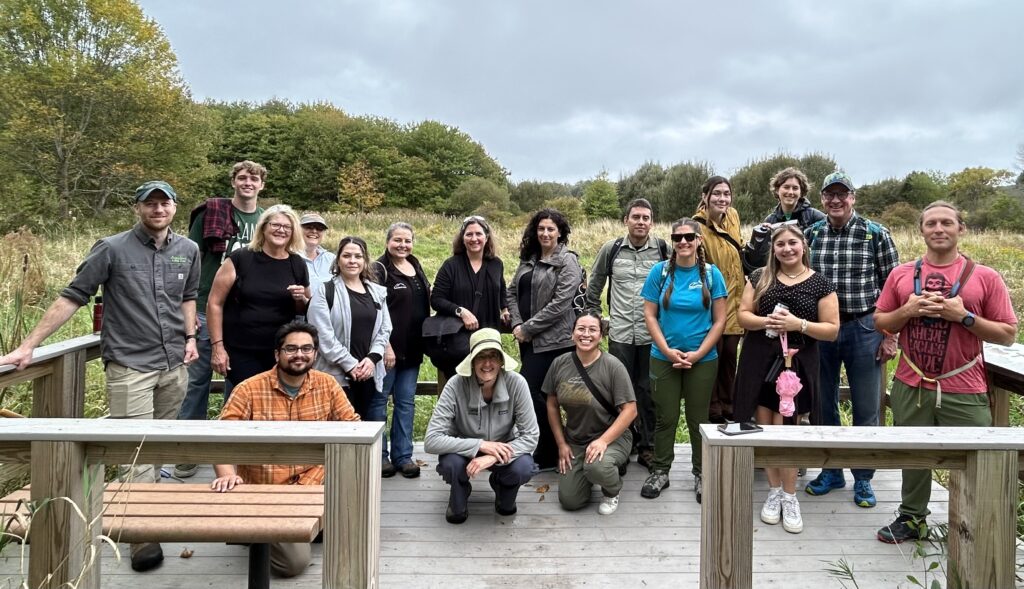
[
  {"x1": 584, "y1": 198, "x2": 669, "y2": 469},
  {"x1": 0, "y1": 180, "x2": 200, "y2": 573}
]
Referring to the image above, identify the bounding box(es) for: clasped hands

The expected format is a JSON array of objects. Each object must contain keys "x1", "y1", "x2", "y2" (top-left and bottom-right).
[{"x1": 467, "y1": 440, "x2": 514, "y2": 478}]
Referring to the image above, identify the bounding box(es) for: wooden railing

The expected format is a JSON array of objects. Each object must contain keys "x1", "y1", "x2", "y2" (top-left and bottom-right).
[{"x1": 699, "y1": 424, "x2": 1024, "y2": 589}]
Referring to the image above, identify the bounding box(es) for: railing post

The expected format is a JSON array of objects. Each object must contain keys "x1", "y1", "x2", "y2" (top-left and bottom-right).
[
  {"x1": 700, "y1": 439, "x2": 754, "y2": 589},
  {"x1": 324, "y1": 436, "x2": 382, "y2": 588},
  {"x1": 28, "y1": 440, "x2": 102, "y2": 589},
  {"x1": 947, "y1": 449, "x2": 1018, "y2": 589},
  {"x1": 32, "y1": 349, "x2": 88, "y2": 418}
]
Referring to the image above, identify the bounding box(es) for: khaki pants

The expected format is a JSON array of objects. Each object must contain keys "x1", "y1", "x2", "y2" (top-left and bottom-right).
[
  {"x1": 271, "y1": 542, "x2": 312, "y2": 577},
  {"x1": 558, "y1": 430, "x2": 632, "y2": 511},
  {"x1": 106, "y1": 362, "x2": 187, "y2": 483}
]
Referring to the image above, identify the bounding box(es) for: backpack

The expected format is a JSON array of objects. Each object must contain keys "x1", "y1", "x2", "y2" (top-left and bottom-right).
[
  {"x1": 805, "y1": 218, "x2": 886, "y2": 258},
  {"x1": 603, "y1": 237, "x2": 670, "y2": 308},
  {"x1": 571, "y1": 251, "x2": 588, "y2": 315},
  {"x1": 654, "y1": 261, "x2": 713, "y2": 309}
]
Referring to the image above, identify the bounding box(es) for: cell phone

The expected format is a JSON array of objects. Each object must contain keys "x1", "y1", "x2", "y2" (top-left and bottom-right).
[{"x1": 717, "y1": 421, "x2": 764, "y2": 436}]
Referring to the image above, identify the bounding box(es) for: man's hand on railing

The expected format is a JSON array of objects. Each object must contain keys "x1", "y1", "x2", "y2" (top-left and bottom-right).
[{"x1": 0, "y1": 346, "x2": 34, "y2": 371}]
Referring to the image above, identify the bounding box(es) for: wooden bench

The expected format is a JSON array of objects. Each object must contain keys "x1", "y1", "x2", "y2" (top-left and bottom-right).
[
  {"x1": 0, "y1": 418, "x2": 383, "y2": 589},
  {"x1": 2, "y1": 483, "x2": 324, "y2": 588},
  {"x1": 699, "y1": 424, "x2": 1024, "y2": 589}
]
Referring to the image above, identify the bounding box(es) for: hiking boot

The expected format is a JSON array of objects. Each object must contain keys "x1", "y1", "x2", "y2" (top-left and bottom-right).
[
  {"x1": 617, "y1": 460, "x2": 628, "y2": 477},
  {"x1": 173, "y1": 464, "x2": 197, "y2": 478},
  {"x1": 398, "y1": 462, "x2": 421, "y2": 478},
  {"x1": 130, "y1": 542, "x2": 164, "y2": 572},
  {"x1": 853, "y1": 479, "x2": 877, "y2": 508},
  {"x1": 760, "y1": 487, "x2": 783, "y2": 525},
  {"x1": 781, "y1": 494, "x2": 803, "y2": 534},
  {"x1": 598, "y1": 495, "x2": 620, "y2": 515},
  {"x1": 445, "y1": 504, "x2": 468, "y2": 525},
  {"x1": 381, "y1": 459, "x2": 397, "y2": 478},
  {"x1": 805, "y1": 470, "x2": 846, "y2": 496},
  {"x1": 636, "y1": 448, "x2": 654, "y2": 470},
  {"x1": 694, "y1": 473, "x2": 703, "y2": 504},
  {"x1": 641, "y1": 471, "x2": 670, "y2": 499},
  {"x1": 877, "y1": 513, "x2": 927, "y2": 544}
]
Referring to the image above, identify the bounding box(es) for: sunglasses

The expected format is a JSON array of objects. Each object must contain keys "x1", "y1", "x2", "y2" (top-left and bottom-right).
[{"x1": 670, "y1": 233, "x2": 699, "y2": 243}]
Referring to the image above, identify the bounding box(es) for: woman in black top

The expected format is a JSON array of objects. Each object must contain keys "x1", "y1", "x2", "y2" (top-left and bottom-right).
[
  {"x1": 208, "y1": 204, "x2": 310, "y2": 394},
  {"x1": 371, "y1": 222, "x2": 431, "y2": 478},
  {"x1": 430, "y1": 216, "x2": 510, "y2": 376}
]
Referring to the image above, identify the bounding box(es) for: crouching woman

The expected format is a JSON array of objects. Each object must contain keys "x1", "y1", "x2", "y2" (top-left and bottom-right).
[
  {"x1": 545, "y1": 311, "x2": 637, "y2": 515},
  {"x1": 424, "y1": 328, "x2": 539, "y2": 524}
]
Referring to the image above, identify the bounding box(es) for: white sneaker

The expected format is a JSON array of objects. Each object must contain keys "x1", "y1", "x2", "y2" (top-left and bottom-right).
[
  {"x1": 781, "y1": 494, "x2": 803, "y2": 534},
  {"x1": 760, "y1": 487, "x2": 783, "y2": 525},
  {"x1": 598, "y1": 495, "x2": 620, "y2": 515}
]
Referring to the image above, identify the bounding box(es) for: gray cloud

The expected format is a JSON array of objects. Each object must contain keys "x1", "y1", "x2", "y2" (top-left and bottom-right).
[{"x1": 142, "y1": 0, "x2": 1024, "y2": 184}]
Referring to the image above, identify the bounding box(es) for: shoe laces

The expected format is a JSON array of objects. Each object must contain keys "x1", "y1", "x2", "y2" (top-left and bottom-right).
[
  {"x1": 763, "y1": 489, "x2": 782, "y2": 512},
  {"x1": 782, "y1": 497, "x2": 801, "y2": 521}
]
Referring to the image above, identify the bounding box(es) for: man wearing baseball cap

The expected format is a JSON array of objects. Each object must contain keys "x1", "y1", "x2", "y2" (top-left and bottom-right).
[
  {"x1": 0, "y1": 180, "x2": 200, "y2": 572},
  {"x1": 802, "y1": 171, "x2": 900, "y2": 508},
  {"x1": 300, "y1": 212, "x2": 336, "y2": 283}
]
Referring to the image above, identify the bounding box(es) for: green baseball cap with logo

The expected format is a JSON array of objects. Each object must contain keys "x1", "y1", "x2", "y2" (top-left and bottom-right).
[
  {"x1": 821, "y1": 171, "x2": 855, "y2": 193},
  {"x1": 134, "y1": 181, "x2": 178, "y2": 202}
]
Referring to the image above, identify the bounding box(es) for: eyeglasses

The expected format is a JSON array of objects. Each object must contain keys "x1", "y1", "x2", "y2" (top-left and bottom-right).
[
  {"x1": 822, "y1": 191, "x2": 852, "y2": 202},
  {"x1": 268, "y1": 222, "x2": 293, "y2": 233},
  {"x1": 574, "y1": 326, "x2": 601, "y2": 335},
  {"x1": 670, "y1": 233, "x2": 699, "y2": 243},
  {"x1": 280, "y1": 345, "x2": 316, "y2": 355}
]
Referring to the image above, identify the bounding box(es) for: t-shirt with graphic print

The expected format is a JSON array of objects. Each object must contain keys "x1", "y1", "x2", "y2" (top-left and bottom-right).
[
  {"x1": 542, "y1": 352, "x2": 635, "y2": 447},
  {"x1": 876, "y1": 255, "x2": 1017, "y2": 394},
  {"x1": 190, "y1": 206, "x2": 263, "y2": 310},
  {"x1": 640, "y1": 261, "x2": 728, "y2": 363}
]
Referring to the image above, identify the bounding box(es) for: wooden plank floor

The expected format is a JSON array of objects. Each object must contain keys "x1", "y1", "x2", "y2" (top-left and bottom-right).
[{"x1": 2, "y1": 444, "x2": 1021, "y2": 588}]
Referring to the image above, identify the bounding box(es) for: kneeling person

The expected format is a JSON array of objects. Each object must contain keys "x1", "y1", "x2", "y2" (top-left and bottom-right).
[
  {"x1": 424, "y1": 328, "x2": 539, "y2": 524},
  {"x1": 210, "y1": 321, "x2": 360, "y2": 577},
  {"x1": 546, "y1": 311, "x2": 637, "y2": 515}
]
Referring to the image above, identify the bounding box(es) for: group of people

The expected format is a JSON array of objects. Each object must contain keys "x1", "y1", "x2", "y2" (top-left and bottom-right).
[{"x1": 1, "y1": 159, "x2": 1017, "y2": 577}]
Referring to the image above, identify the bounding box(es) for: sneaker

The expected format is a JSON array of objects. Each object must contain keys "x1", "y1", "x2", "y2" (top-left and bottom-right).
[
  {"x1": 173, "y1": 464, "x2": 197, "y2": 478},
  {"x1": 781, "y1": 495, "x2": 803, "y2": 534},
  {"x1": 398, "y1": 462, "x2": 421, "y2": 478},
  {"x1": 598, "y1": 495, "x2": 620, "y2": 515},
  {"x1": 760, "y1": 487, "x2": 783, "y2": 525},
  {"x1": 636, "y1": 448, "x2": 654, "y2": 470},
  {"x1": 130, "y1": 542, "x2": 164, "y2": 572},
  {"x1": 877, "y1": 513, "x2": 927, "y2": 544},
  {"x1": 694, "y1": 473, "x2": 703, "y2": 504},
  {"x1": 797, "y1": 468, "x2": 807, "y2": 477},
  {"x1": 805, "y1": 470, "x2": 846, "y2": 496},
  {"x1": 381, "y1": 459, "x2": 397, "y2": 478},
  {"x1": 641, "y1": 471, "x2": 670, "y2": 499},
  {"x1": 853, "y1": 479, "x2": 877, "y2": 508}
]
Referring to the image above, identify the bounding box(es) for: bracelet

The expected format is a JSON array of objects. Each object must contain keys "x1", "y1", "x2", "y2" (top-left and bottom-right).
[
  {"x1": 800, "y1": 319, "x2": 808, "y2": 334},
  {"x1": 185, "y1": 334, "x2": 196, "y2": 341},
  {"x1": 211, "y1": 340, "x2": 224, "y2": 346}
]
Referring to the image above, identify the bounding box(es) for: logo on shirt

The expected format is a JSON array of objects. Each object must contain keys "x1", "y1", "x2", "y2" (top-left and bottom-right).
[
  {"x1": 170, "y1": 255, "x2": 189, "y2": 264},
  {"x1": 688, "y1": 281, "x2": 703, "y2": 290}
]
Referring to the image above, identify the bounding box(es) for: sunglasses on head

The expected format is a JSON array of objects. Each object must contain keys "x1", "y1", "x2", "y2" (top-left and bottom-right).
[{"x1": 670, "y1": 232, "x2": 698, "y2": 243}]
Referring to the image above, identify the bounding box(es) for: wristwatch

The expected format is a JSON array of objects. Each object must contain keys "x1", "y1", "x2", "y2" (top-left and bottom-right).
[
  {"x1": 455, "y1": 307, "x2": 464, "y2": 317},
  {"x1": 961, "y1": 312, "x2": 976, "y2": 327},
  {"x1": 185, "y1": 333, "x2": 196, "y2": 341}
]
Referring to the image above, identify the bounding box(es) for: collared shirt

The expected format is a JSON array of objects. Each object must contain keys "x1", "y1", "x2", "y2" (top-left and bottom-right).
[
  {"x1": 220, "y1": 368, "x2": 361, "y2": 485},
  {"x1": 805, "y1": 213, "x2": 899, "y2": 314},
  {"x1": 61, "y1": 224, "x2": 200, "y2": 371},
  {"x1": 304, "y1": 246, "x2": 336, "y2": 284},
  {"x1": 585, "y1": 236, "x2": 667, "y2": 345}
]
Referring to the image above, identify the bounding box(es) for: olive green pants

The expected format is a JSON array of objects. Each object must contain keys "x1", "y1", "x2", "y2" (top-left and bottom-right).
[
  {"x1": 890, "y1": 379, "x2": 991, "y2": 518},
  {"x1": 650, "y1": 357, "x2": 717, "y2": 475}
]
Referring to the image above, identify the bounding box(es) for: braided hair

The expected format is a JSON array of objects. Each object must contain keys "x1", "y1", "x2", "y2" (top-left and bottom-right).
[{"x1": 662, "y1": 218, "x2": 710, "y2": 310}]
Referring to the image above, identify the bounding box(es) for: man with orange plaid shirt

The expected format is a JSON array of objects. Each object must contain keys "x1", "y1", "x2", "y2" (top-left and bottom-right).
[{"x1": 210, "y1": 320, "x2": 359, "y2": 577}]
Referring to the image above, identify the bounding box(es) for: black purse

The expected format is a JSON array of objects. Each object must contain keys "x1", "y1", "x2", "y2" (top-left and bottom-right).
[
  {"x1": 571, "y1": 353, "x2": 619, "y2": 416},
  {"x1": 421, "y1": 316, "x2": 470, "y2": 371}
]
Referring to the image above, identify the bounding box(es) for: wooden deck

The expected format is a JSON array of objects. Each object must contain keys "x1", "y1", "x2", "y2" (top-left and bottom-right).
[{"x1": 2, "y1": 444, "x2": 1020, "y2": 588}]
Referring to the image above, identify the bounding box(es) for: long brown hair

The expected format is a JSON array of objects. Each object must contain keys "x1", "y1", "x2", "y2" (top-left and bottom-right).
[
  {"x1": 753, "y1": 224, "x2": 811, "y2": 306},
  {"x1": 662, "y1": 218, "x2": 711, "y2": 310}
]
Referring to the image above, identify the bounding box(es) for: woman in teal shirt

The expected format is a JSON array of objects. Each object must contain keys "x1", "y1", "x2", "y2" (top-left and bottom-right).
[{"x1": 640, "y1": 218, "x2": 727, "y2": 503}]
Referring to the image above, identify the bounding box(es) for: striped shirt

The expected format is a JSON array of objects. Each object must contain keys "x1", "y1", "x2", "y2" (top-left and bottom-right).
[
  {"x1": 220, "y1": 368, "x2": 360, "y2": 485},
  {"x1": 805, "y1": 213, "x2": 899, "y2": 315}
]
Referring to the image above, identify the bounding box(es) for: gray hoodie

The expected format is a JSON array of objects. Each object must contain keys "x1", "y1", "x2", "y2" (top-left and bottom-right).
[{"x1": 424, "y1": 370, "x2": 539, "y2": 459}]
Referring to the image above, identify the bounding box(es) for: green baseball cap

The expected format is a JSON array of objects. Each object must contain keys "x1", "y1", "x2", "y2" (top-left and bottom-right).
[
  {"x1": 134, "y1": 181, "x2": 178, "y2": 202},
  {"x1": 821, "y1": 172, "x2": 855, "y2": 193}
]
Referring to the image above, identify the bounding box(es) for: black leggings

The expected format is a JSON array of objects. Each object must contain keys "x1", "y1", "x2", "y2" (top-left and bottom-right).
[{"x1": 519, "y1": 343, "x2": 573, "y2": 469}]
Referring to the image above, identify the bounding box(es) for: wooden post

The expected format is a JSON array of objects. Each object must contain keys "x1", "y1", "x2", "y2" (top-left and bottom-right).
[
  {"x1": 323, "y1": 438, "x2": 382, "y2": 589},
  {"x1": 32, "y1": 349, "x2": 87, "y2": 418},
  {"x1": 988, "y1": 386, "x2": 1010, "y2": 427},
  {"x1": 700, "y1": 443, "x2": 754, "y2": 589},
  {"x1": 29, "y1": 441, "x2": 102, "y2": 589},
  {"x1": 947, "y1": 449, "x2": 1017, "y2": 589}
]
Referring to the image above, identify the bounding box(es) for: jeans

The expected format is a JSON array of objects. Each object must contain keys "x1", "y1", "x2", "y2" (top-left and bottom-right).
[
  {"x1": 607, "y1": 340, "x2": 654, "y2": 450},
  {"x1": 372, "y1": 365, "x2": 419, "y2": 466},
  {"x1": 436, "y1": 453, "x2": 536, "y2": 515},
  {"x1": 178, "y1": 312, "x2": 212, "y2": 420},
  {"x1": 818, "y1": 313, "x2": 883, "y2": 482}
]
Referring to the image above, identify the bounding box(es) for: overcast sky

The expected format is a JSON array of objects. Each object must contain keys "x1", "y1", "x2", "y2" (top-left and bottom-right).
[{"x1": 138, "y1": 1, "x2": 1024, "y2": 186}]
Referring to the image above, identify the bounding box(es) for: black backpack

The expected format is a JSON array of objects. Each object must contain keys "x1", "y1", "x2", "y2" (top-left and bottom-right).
[{"x1": 602, "y1": 237, "x2": 670, "y2": 308}]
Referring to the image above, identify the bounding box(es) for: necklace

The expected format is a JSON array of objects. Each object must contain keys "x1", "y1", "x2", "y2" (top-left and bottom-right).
[{"x1": 779, "y1": 267, "x2": 807, "y2": 280}]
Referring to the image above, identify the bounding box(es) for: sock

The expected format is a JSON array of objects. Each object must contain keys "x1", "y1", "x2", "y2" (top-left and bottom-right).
[{"x1": 782, "y1": 491, "x2": 797, "y2": 501}]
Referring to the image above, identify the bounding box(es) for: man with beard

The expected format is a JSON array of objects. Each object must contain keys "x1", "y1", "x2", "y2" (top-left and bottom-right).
[
  {"x1": 874, "y1": 201, "x2": 1017, "y2": 543},
  {"x1": 0, "y1": 181, "x2": 200, "y2": 572},
  {"x1": 210, "y1": 321, "x2": 360, "y2": 577}
]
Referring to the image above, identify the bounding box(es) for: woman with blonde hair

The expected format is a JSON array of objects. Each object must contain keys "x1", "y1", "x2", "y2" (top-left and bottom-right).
[
  {"x1": 209, "y1": 204, "x2": 310, "y2": 394},
  {"x1": 735, "y1": 224, "x2": 838, "y2": 533}
]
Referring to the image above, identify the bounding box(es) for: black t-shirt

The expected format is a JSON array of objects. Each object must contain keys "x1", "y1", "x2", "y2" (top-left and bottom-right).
[
  {"x1": 347, "y1": 287, "x2": 377, "y2": 361},
  {"x1": 518, "y1": 270, "x2": 534, "y2": 320},
  {"x1": 224, "y1": 250, "x2": 308, "y2": 351}
]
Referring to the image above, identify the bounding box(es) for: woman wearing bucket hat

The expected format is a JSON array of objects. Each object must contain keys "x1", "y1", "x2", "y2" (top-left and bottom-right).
[{"x1": 424, "y1": 328, "x2": 539, "y2": 524}]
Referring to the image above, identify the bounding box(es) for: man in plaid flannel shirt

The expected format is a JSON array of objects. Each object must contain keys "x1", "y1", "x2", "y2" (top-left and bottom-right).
[{"x1": 803, "y1": 171, "x2": 900, "y2": 509}]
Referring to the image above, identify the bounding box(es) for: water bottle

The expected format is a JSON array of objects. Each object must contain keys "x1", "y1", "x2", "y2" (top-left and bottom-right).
[
  {"x1": 765, "y1": 302, "x2": 788, "y2": 338},
  {"x1": 92, "y1": 295, "x2": 104, "y2": 334}
]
